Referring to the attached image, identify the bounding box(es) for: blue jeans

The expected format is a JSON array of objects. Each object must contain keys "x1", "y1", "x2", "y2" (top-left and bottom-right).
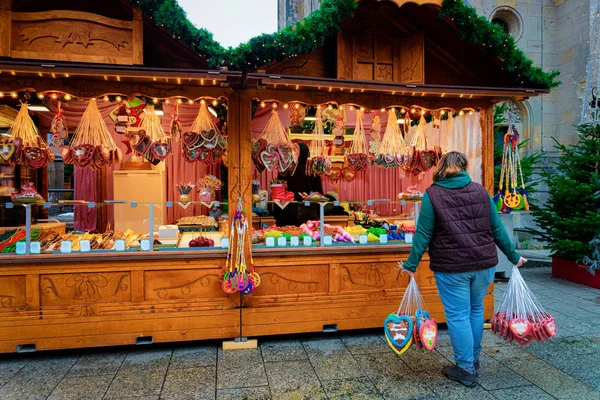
[{"x1": 434, "y1": 268, "x2": 495, "y2": 371}]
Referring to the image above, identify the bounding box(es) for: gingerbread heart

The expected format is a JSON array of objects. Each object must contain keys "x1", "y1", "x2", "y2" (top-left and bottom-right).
[
  {"x1": 212, "y1": 146, "x2": 223, "y2": 161},
  {"x1": 72, "y1": 144, "x2": 95, "y2": 164},
  {"x1": 217, "y1": 134, "x2": 227, "y2": 149},
  {"x1": 203, "y1": 137, "x2": 218, "y2": 149},
  {"x1": 342, "y1": 167, "x2": 356, "y2": 182},
  {"x1": 93, "y1": 146, "x2": 108, "y2": 166},
  {"x1": 260, "y1": 146, "x2": 279, "y2": 171},
  {"x1": 413, "y1": 318, "x2": 423, "y2": 350},
  {"x1": 509, "y1": 318, "x2": 532, "y2": 339},
  {"x1": 182, "y1": 145, "x2": 200, "y2": 163},
  {"x1": 10, "y1": 138, "x2": 22, "y2": 164},
  {"x1": 384, "y1": 313, "x2": 413, "y2": 349},
  {"x1": 23, "y1": 146, "x2": 47, "y2": 169},
  {"x1": 327, "y1": 167, "x2": 341, "y2": 182},
  {"x1": 345, "y1": 152, "x2": 368, "y2": 171},
  {"x1": 278, "y1": 143, "x2": 293, "y2": 166},
  {"x1": 544, "y1": 318, "x2": 557, "y2": 337},
  {"x1": 151, "y1": 141, "x2": 170, "y2": 161},
  {"x1": 0, "y1": 143, "x2": 15, "y2": 161},
  {"x1": 114, "y1": 147, "x2": 123, "y2": 163},
  {"x1": 419, "y1": 319, "x2": 438, "y2": 351},
  {"x1": 183, "y1": 131, "x2": 200, "y2": 147},
  {"x1": 200, "y1": 128, "x2": 217, "y2": 141},
  {"x1": 133, "y1": 134, "x2": 152, "y2": 155},
  {"x1": 199, "y1": 148, "x2": 214, "y2": 165}
]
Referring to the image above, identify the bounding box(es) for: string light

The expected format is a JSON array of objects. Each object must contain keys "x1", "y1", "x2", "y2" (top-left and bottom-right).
[
  {"x1": 360, "y1": 107, "x2": 365, "y2": 111},
  {"x1": 328, "y1": 105, "x2": 333, "y2": 110},
  {"x1": 469, "y1": 110, "x2": 474, "y2": 115},
  {"x1": 153, "y1": 98, "x2": 158, "y2": 104},
  {"x1": 272, "y1": 103, "x2": 278, "y2": 109},
  {"x1": 212, "y1": 99, "x2": 218, "y2": 106},
  {"x1": 410, "y1": 108, "x2": 415, "y2": 114},
  {"x1": 400, "y1": 108, "x2": 406, "y2": 114},
  {"x1": 380, "y1": 108, "x2": 385, "y2": 112},
  {"x1": 64, "y1": 94, "x2": 71, "y2": 101},
  {"x1": 459, "y1": 110, "x2": 464, "y2": 116},
  {"x1": 104, "y1": 96, "x2": 109, "y2": 102},
  {"x1": 116, "y1": 96, "x2": 122, "y2": 102},
  {"x1": 37, "y1": 93, "x2": 44, "y2": 99},
  {"x1": 165, "y1": 99, "x2": 170, "y2": 104},
  {"x1": 50, "y1": 93, "x2": 57, "y2": 99},
  {"x1": 0, "y1": 93, "x2": 3, "y2": 98},
  {"x1": 283, "y1": 103, "x2": 289, "y2": 109},
  {"x1": 200, "y1": 99, "x2": 206, "y2": 105},
  {"x1": 10, "y1": 92, "x2": 17, "y2": 98},
  {"x1": 441, "y1": 110, "x2": 446, "y2": 116},
  {"x1": 420, "y1": 110, "x2": 425, "y2": 115},
  {"x1": 260, "y1": 102, "x2": 266, "y2": 108},
  {"x1": 177, "y1": 99, "x2": 182, "y2": 104},
  {"x1": 294, "y1": 103, "x2": 300, "y2": 109}
]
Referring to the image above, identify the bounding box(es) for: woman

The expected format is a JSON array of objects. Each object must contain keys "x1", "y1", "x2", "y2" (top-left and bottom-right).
[{"x1": 402, "y1": 151, "x2": 526, "y2": 387}]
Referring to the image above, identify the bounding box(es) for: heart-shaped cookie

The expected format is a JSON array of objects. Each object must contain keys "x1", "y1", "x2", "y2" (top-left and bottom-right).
[
  {"x1": 72, "y1": 144, "x2": 95, "y2": 165},
  {"x1": 0, "y1": 143, "x2": 15, "y2": 161},
  {"x1": 342, "y1": 167, "x2": 355, "y2": 182},
  {"x1": 182, "y1": 145, "x2": 200, "y2": 163},
  {"x1": 199, "y1": 148, "x2": 214, "y2": 165},
  {"x1": 23, "y1": 146, "x2": 47, "y2": 169},
  {"x1": 62, "y1": 146, "x2": 73, "y2": 164},
  {"x1": 133, "y1": 134, "x2": 152, "y2": 155},
  {"x1": 113, "y1": 147, "x2": 123, "y2": 163},
  {"x1": 278, "y1": 143, "x2": 293, "y2": 168},
  {"x1": 260, "y1": 146, "x2": 279, "y2": 171},
  {"x1": 345, "y1": 152, "x2": 368, "y2": 171},
  {"x1": 200, "y1": 128, "x2": 217, "y2": 141},
  {"x1": 212, "y1": 146, "x2": 223, "y2": 161},
  {"x1": 151, "y1": 141, "x2": 170, "y2": 161},
  {"x1": 509, "y1": 318, "x2": 531, "y2": 339},
  {"x1": 419, "y1": 319, "x2": 438, "y2": 351},
  {"x1": 544, "y1": 318, "x2": 557, "y2": 337},
  {"x1": 327, "y1": 167, "x2": 341, "y2": 182},
  {"x1": 413, "y1": 318, "x2": 423, "y2": 350},
  {"x1": 203, "y1": 137, "x2": 218, "y2": 149},
  {"x1": 183, "y1": 131, "x2": 200, "y2": 147},
  {"x1": 384, "y1": 313, "x2": 413, "y2": 349},
  {"x1": 216, "y1": 134, "x2": 227, "y2": 149},
  {"x1": 93, "y1": 146, "x2": 108, "y2": 166}
]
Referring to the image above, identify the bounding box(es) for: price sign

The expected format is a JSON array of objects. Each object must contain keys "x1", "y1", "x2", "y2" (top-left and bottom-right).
[
  {"x1": 114, "y1": 239, "x2": 126, "y2": 252},
  {"x1": 60, "y1": 240, "x2": 72, "y2": 254},
  {"x1": 80, "y1": 240, "x2": 91, "y2": 252},
  {"x1": 379, "y1": 235, "x2": 388, "y2": 244},
  {"x1": 140, "y1": 239, "x2": 151, "y2": 251},
  {"x1": 16, "y1": 242, "x2": 26, "y2": 255},
  {"x1": 323, "y1": 235, "x2": 333, "y2": 246},
  {"x1": 266, "y1": 237, "x2": 275, "y2": 247},
  {"x1": 290, "y1": 236, "x2": 299, "y2": 247},
  {"x1": 359, "y1": 234, "x2": 368, "y2": 245},
  {"x1": 30, "y1": 241, "x2": 41, "y2": 254},
  {"x1": 303, "y1": 236, "x2": 312, "y2": 246},
  {"x1": 277, "y1": 237, "x2": 287, "y2": 247},
  {"x1": 404, "y1": 233, "x2": 414, "y2": 244}
]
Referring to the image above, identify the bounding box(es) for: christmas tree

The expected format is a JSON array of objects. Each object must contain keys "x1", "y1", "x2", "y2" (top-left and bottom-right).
[{"x1": 531, "y1": 124, "x2": 600, "y2": 269}]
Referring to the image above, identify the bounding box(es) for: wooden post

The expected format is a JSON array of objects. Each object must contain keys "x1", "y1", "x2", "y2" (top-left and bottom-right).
[
  {"x1": 481, "y1": 105, "x2": 495, "y2": 194},
  {"x1": 0, "y1": 0, "x2": 11, "y2": 58},
  {"x1": 132, "y1": 7, "x2": 143, "y2": 65}
]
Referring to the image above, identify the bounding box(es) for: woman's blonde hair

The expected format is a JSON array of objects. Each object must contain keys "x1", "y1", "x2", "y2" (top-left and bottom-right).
[{"x1": 433, "y1": 151, "x2": 468, "y2": 180}]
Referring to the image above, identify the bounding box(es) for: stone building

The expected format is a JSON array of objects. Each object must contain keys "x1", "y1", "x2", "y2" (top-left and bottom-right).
[{"x1": 277, "y1": 0, "x2": 597, "y2": 200}]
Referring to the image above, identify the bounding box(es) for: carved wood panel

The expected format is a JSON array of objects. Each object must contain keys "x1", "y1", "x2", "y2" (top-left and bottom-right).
[
  {"x1": 144, "y1": 269, "x2": 227, "y2": 301},
  {"x1": 40, "y1": 272, "x2": 131, "y2": 306},
  {"x1": 11, "y1": 11, "x2": 137, "y2": 64},
  {"x1": 252, "y1": 265, "x2": 329, "y2": 296},
  {"x1": 400, "y1": 33, "x2": 424, "y2": 84},
  {"x1": 338, "y1": 262, "x2": 409, "y2": 291},
  {"x1": 0, "y1": 275, "x2": 26, "y2": 308}
]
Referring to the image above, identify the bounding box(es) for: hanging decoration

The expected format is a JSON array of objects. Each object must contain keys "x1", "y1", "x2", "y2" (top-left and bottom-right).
[
  {"x1": 114, "y1": 103, "x2": 129, "y2": 134},
  {"x1": 406, "y1": 115, "x2": 442, "y2": 179},
  {"x1": 63, "y1": 99, "x2": 121, "y2": 169},
  {"x1": 132, "y1": 105, "x2": 171, "y2": 164},
  {"x1": 369, "y1": 110, "x2": 382, "y2": 154},
  {"x1": 183, "y1": 101, "x2": 226, "y2": 165},
  {"x1": 288, "y1": 104, "x2": 305, "y2": 133},
  {"x1": 375, "y1": 110, "x2": 409, "y2": 169},
  {"x1": 197, "y1": 175, "x2": 223, "y2": 204},
  {"x1": 1, "y1": 103, "x2": 54, "y2": 169},
  {"x1": 169, "y1": 102, "x2": 183, "y2": 141},
  {"x1": 492, "y1": 266, "x2": 556, "y2": 345},
  {"x1": 307, "y1": 107, "x2": 332, "y2": 176},
  {"x1": 345, "y1": 109, "x2": 370, "y2": 172},
  {"x1": 220, "y1": 196, "x2": 261, "y2": 294},
  {"x1": 494, "y1": 124, "x2": 529, "y2": 213},
  {"x1": 332, "y1": 111, "x2": 345, "y2": 147},
  {"x1": 384, "y1": 272, "x2": 438, "y2": 355},
  {"x1": 252, "y1": 109, "x2": 299, "y2": 175},
  {"x1": 50, "y1": 101, "x2": 68, "y2": 144}
]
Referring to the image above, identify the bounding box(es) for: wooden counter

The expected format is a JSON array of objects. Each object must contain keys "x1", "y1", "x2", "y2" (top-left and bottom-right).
[{"x1": 0, "y1": 246, "x2": 494, "y2": 353}]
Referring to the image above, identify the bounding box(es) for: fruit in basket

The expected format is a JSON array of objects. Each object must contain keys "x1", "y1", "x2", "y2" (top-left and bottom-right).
[{"x1": 189, "y1": 236, "x2": 214, "y2": 247}]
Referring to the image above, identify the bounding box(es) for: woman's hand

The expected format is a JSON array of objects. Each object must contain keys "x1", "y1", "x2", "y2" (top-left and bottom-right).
[{"x1": 515, "y1": 257, "x2": 528, "y2": 267}]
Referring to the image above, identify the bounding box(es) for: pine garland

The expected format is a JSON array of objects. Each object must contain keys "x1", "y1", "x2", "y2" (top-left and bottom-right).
[
  {"x1": 439, "y1": 0, "x2": 560, "y2": 89},
  {"x1": 129, "y1": 0, "x2": 559, "y2": 89}
]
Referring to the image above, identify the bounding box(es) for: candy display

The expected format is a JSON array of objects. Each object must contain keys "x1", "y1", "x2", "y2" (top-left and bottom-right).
[
  {"x1": 494, "y1": 124, "x2": 530, "y2": 213},
  {"x1": 299, "y1": 220, "x2": 353, "y2": 242},
  {"x1": 183, "y1": 101, "x2": 226, "y2": 165},
  {"x1": 176, "y1": 182, "x2": 194, "y2": 203},
  {"x1": 492, "y1": 266, "x2": 556, "y2": 346},
  {"x1": 63, "y1": 99, "x2": 121, "y2": 169},
  {"x1": 405, "y1": 116, "x2": 442, "y2": 179},
  {"x1": 177, "y1": 215, "x2": 218, "y2": 228},
  {"x1": 384, "y1": 273, "x2": 438, "y2": 354},
  {"x1": 397, "y1": 186, "x2": 424, "y2": 201},
  {"x1": 345, "y1": 109, "x2": 370, "y2": 172},
  {"x1": 299, "y1": 192, "x2": 328, "y2": 202},
  {"x1": 252, "y1": 109, "x2": 299, "y2": 174},
  {"x1": 133, "y1": 105, "x2": 171, "y2": 164},
  {"x1": 188, "y1": 235, "x2": 214, "y2": 247},
  {"x1": 10, "y1": 182, "x2": 44, "y2": 202},
  {"x1": 2, "y1": 103, "x2": 54, "y2": 169},
  {"x1": 306, "y1": 108, "x2": 332, "y2": 176},
  {"x1": 375, "y1": 109, "x2": 409, "y2": 168},
  {"x1": 197, "y1": 175, "x2": 222, "y2": 204}
]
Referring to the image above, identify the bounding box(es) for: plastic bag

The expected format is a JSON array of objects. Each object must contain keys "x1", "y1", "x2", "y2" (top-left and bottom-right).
[
  {"x1": 492, "y1": 266, "x2": 556, "y2": 346},
  {"x1": 384, "y1": 273, "x2": 438, "y2": 355}
]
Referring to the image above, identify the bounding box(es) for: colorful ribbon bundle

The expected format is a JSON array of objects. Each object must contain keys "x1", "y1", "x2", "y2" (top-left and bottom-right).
[
  {"x1": 492, "y1": 266, "x2": 556, "y2": 346},
  {"x1": 494, "y1": 124, "x2": 530, "y2": 213},
  {"x1": 384, "y1": 272, "x2": 438, "y2": 355},
  {"x1": 220, "y1": 199, "x2": 261, "y2": 294}
]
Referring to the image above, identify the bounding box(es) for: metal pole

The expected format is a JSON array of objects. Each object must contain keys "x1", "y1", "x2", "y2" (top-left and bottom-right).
[
  {"x1": 25, "y1": 205, "x2": 31, "y2": 255},
  {"x1": 319, "y1": 203, "x2": 325, "y2": 247},
  {"x1": 148, "y1": 203, "x2": 154, "y2": 252}
]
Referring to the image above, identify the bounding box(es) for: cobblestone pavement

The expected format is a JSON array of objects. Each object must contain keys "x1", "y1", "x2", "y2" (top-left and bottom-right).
[{"x1": 0, "y1": 267, "x2": 599, "y2": 399}]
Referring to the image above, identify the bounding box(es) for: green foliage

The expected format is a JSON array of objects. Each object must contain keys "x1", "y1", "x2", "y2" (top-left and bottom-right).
[
  {"x1": 439, "y1": 0, "x2": 560, "y2": 89},
  {"x1": 531, "y1": 124, "x2": 600, "y2": 262},
  {"x1": 492, "y1": 104, "x2": 542, "y2": 194},
  {"x1": 128, "y1": 0, "x2": 558, "y2": 89}
]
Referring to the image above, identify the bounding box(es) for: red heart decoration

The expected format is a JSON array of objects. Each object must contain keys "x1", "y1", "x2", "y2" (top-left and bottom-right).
[
  {"x1": 278, "y1": 143, "x2": 293, "y2": 170},
  {"x1": 151, "y1": 141, "x2": 170, "y2": 161},
  {"x1": 93, "y1": 146, "x2": 108, "y2": 166},
  {"x1": 200, "y1": 128, "x2": 217, "y2": 141},
  {"x1": 260, "y1": 145, "x2": 279, "y2": 171},
  {"x1": 199, "y1": 148, "x2": 214, "y2": 165},
  {"x1": 342, "y1": 167, "x2": 356, "y2": 182},
  {"x1": 544, "y1": 318, "x2": 557, "y2": 337},
  {"x1": 419, "y1": 319, "x2": 438, "y2": 351},
  {"x1": 183, "y1": 131, "x2": 200, "y2": 147},
  {"x1": 72, "y1": 144, "x2": 95, "y2": 165},
  {"x1": 133, "y1": 134, "x2": 152, "y2": 155},
  {"x1": 23, "y1": 146, "x2": 47, "y2": 169},
  {"x1": 509, "y1": 318, "x2": 532, "y2": 339},
  {"x1": 345, "y1": 152, "x2": 368, "y2": 171},
  {"x1": 212, "y1": 146, "x2": 223, "y2": 161},
  {"x1": 203, "y1": 137, "x2": 218, "y2": 149},
  {"x1": 182, "y1": 145, "x2": 200, "y2": 163},
  {"x1": 327, "y1": 167, "x2": 341, "y2": 182},
  {"x1": 217, "y1": 134, "x2": 227, "y2": 149}
]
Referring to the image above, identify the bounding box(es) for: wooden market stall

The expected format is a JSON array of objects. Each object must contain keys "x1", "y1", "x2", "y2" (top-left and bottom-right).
[{"x1": 0, "y1": 0, "x2": 554, "y2": 353}]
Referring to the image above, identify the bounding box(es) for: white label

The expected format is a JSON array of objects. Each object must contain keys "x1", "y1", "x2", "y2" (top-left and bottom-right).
[
  {"x1": 140, "y1": 239, "x2": 151, "y2": 251},
  {"x1": 323, "y1": 235, "x2": 333, "y2": 246},
  {"x1": 277, "y1": 237, "x2": 287, "y2": 247},
  {"x1": 30, "y1": 241, "x2": 41, "y2": 254},
  {"x1": 359, "y1": 234, "x2": 368, "y2": 245},
  {"x1": 60, "y1": 240, "x2": 72, "y2": 254},
  {"x1": 80, "y1": 240, "x2": 91, "y2": 252},
  {"x1": 404, "y1": 233, "x2": 413, "y2": 244},
  {"x1": 290, "y1": 236, "x2": 299, "y2": 247},
  {"x1": 266, "y1": 237, "x2": 275, "y2": 247},
  {"x1": 16, "y1": 242, "x2": 26, "y2": 255},
  {"x1": 379, "y1": 235, "x2": 388, "y2": 244},
  {"x1": 220, "y1": 238, "x2": 229, "y2": 249},
  {"x1": 114, "y1": 239, "x2": 126, "y2": 252},
  {"x1": 303, "y1": 236, "x2": 312, "y2": 246}
]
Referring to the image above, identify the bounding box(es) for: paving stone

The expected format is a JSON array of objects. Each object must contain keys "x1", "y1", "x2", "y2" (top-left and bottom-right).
[
  {"x1": 477, "y1": 355, "x2": 531, "y2": 391},
  {"x1": 340, "y1": 333, "x2": 390, "y2": 355},
  {"x1": 301, "y1": 338, "x2": 346, "y2": 356},
  {"x1": 489, "y1": 385, "x2": 555, "y2": 400},
  {"x1": 264, "y1": 361, "x2": 326, "y2": 399},
  {"x1": 539, "y1": 352, "x2": 600, "y2": 390},
  {"x1": 120, "y1": 349, "x2": 171, "y2": 373},
  {"x1": 483, "y1": 345, "x2": 536, "y2": 361},
  {"x1": 507, "y1": 358, "x2": 600, "y2": 399},
  {"x1": 169, "y1": 346, "x2": 216, "y2": 369},
  {"x1": 0, "y1": 358, "x2": 30, "y2": 386},
  {"x1": 104, "y1": 370, "x2": 165, "y2": 399},
  {"x1": 217, "y1": 361, "x2": 268, "y2": 390},
  {"x1": 160, "y1": 366, "x2": 216, "y2": 400},
  {"x1": 401, "y1": 347, "x2": 449, "y2": 373},
  {"x1": 321, "y1": 376, "x2": 381, "y2": 399},
  {"x1": 47, "y1": 374, "x2": 113, "y2": 400},
  {"x1": 216, "y1": 386, "x2": 271, "y2": 400},
  {"x1": 355, "y1": 352, "x2": 412, "y2": 380},
  {"x1": 417, "y1": 370, "x2": 496, "y2": 400},
  {"x1": 261, "y1": 340, "x2": 308, "y2": 362},
  {"x1": 377, "y1": 376, "x2": 438, "y2": 400},
  {"x1": 307, "y1": 353, "x2": 365, "y2": 381},
  {"x1": 67, "y1": 351, "x2": 126, "y2": 378},
  {"x1": 218, "y1": 347, "x2": 263, "y2": 367}
]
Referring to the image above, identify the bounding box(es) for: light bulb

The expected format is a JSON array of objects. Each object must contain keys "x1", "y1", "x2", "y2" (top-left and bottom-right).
[
  {"x1": 64, "y1": 94, "x2": 71, "y2": 101},
  {"x1": 37, "y1": 93, "x2": 44, "y2": 99},
  {"x1": 153, "y1": 98, "x2": 158, "y2": 104},
  {"x1": 116, "y1": 96, "x2": 122, "y2": 102},
  {"x1": 212, "y1": 100, "x2": 218, "y2": 106},
  {"x1": 260, "y1": 102, "x2": 266, "y2": 108},
  {"x1": 103, "y1": 96, "x2": 109, "y2": 102}
]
